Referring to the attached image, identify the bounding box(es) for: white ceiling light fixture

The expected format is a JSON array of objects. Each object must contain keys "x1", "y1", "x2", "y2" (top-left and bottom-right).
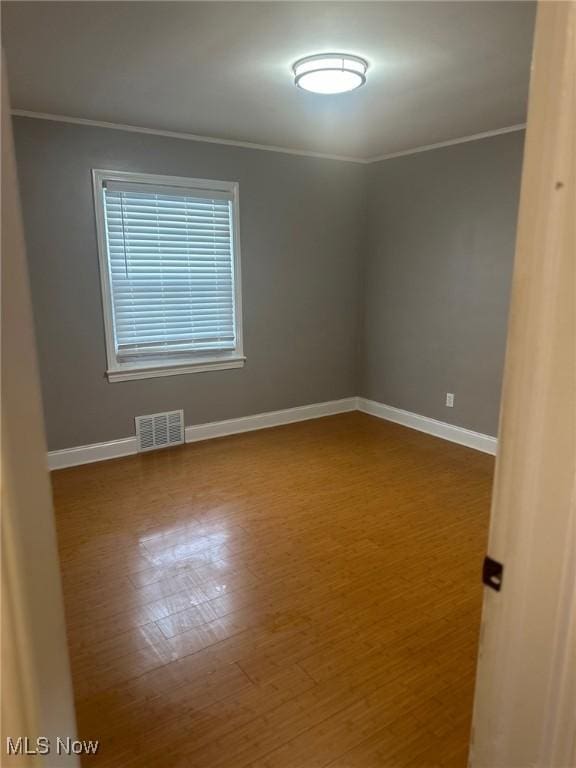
[{"x1": 293, "y1": 53, "x2": 368, "y2": 95}]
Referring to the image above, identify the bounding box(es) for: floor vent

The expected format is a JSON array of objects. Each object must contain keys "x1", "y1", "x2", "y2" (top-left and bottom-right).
[{"x1": 135, "y1": 410, "x2": 184, "y2": 452}]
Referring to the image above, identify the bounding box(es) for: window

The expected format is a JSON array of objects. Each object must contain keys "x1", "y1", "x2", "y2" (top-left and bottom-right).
[{"x1": 92, "y1": 169, "x2": 244, "y2": 382}]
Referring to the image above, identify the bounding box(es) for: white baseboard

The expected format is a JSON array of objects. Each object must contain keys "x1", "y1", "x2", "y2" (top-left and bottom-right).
[
  {"x1": 184, "y1": 398, "x2": 357, "y2": 444},
  {"x1": 47, "y1": 436, "x2": 138, "y2": 470},
  {"x1": 357, "y1": 397, "x2": 497, "y2": 455},
  {"x1": 47, "y1": 398, "x2": 357, "y2": 470},
  {"x1": 47, "y1": 396, "x2": 496, "y2": 470}
]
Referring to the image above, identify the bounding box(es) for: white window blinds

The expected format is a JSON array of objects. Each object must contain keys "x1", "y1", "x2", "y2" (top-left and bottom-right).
[{"x1": 102, "y1": 180, "x2": 237, "y2": 362}]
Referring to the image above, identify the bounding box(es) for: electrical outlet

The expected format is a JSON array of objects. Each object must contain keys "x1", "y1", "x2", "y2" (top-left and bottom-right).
[{"x1": 446, "y1": 393, "x2": 455, "y2": 408}]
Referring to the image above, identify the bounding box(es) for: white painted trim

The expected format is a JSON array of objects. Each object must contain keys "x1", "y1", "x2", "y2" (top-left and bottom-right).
[
  {"x1": 47, "y1": 397, "x2": 498, "y2": 469},
  {"x1": 47, "y1": 398, "x2": 357, "y2": 470},
  {"x1": 184, "y1": 398, "x2": 357, "y2": 443},
  {"x1": 12, "y1": 109, "x2": 526, "y2": 165},
  {"x1": 357, "y1": 398, "x2": 497, "y2": 455},
  {"x1": 47, "y1": 437, "x2": 137, "y2": 470},
  {"x1": 106, "y1": 357, "x2": 246, "y2": 382},
  {"x1": 11, "y1": 110, "x2": 366, "y2": 164},
  {"x1": 366, "y1": 124, "x2": 526, "y2": 163}
]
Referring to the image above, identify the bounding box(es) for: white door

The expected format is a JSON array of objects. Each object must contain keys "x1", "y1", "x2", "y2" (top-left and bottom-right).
[
  {"x1": 470, "y1": 2, "x2": 576, "y2": 766},
  {"x1": 1, "y1": 52, "x2": 79, "y2": 765}
]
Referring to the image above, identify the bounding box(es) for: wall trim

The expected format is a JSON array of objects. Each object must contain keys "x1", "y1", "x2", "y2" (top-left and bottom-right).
[
  {"x1": 47, "y1": 396, "x2": 498, "y2": 469},
  {"x1": 184, "y1": 398, "x2": 357, "y2": 444},
  {"x1": 47, "y1": 436, "x2": 138, "y2": 470},
  {"x1": 357, "y1": 397, "x2": 498, "y2": 455},
  {"x1": 366, "y1": 123, "x2": 526, "y2": 164},
  {"x1": 12, "y1": 109, "x2": 525, "y2": 166},
  {"x1": 47, "y1": 398, "x2": 357, "y2": 470},
  {"x1": 11, "y1": 110, "x2": 366, "y2": 165}
]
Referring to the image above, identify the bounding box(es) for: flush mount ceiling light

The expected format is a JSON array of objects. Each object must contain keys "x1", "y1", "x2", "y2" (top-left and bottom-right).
[{"x1": 293, "y1": 53, "x2": 368, "y2": 95}]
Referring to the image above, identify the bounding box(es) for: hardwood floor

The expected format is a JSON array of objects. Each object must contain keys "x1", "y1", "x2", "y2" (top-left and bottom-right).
[{"x1": 52, "y1": 412, "x2": 493, "y2": 767}]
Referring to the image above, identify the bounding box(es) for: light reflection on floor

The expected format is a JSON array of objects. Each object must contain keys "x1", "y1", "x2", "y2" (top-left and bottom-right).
[{"x1": 52, "y1": 413, "x2": 493, "y2": 767}]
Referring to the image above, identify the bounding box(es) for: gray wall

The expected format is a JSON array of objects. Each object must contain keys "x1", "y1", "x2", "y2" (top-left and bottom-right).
[
  {"x1": 13, "y1": 117, "x2": 366, "y2": 450},
  {"x1": 361, "y1": 132, "x2": 524, "y2": 436},
  {"x1": 14, "y1": 117, "x2": 524, "y2": 450}
]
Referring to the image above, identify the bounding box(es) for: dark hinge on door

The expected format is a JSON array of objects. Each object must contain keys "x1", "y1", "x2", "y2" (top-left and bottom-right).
[{"x1": 482, "y1": 556, "x2": 504, "y2": 592}]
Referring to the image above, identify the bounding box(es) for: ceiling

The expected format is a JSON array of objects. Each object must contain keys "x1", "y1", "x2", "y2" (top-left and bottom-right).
[{"x1": 2, "y1": 1, "x2": 535, "y2": 161}]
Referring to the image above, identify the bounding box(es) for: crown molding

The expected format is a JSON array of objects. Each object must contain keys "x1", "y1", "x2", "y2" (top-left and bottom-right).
[
  {"x1": 10, "y1": 109, "x2": 368, "y2": 164},
  {"x1": 11, "y1": 109, "x2": 526, "y2": 165},
  {"x1": 366, "y1": 123, "x2": 527, "y2": 163}
]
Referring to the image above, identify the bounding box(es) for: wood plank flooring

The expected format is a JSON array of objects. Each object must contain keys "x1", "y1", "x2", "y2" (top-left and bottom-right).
[{"x1": 52, "y1": 412, "x2": 493, "y2": 767}]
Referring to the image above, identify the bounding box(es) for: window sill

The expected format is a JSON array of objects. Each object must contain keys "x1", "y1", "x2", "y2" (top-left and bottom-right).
[{"x1": 106, "y1": 356, "x2": 246, "y2": 382}]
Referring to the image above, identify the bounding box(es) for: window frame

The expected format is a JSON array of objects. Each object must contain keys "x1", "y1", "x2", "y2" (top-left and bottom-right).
[{"x1": 92, "y1": 169, "x2": 245, "y2": 382}]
